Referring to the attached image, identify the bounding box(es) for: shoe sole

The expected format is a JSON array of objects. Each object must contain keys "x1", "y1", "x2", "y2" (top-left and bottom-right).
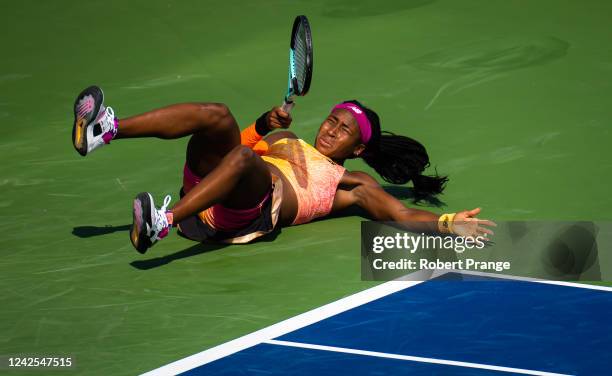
[
  {"x1": 131, "y1": 192, "x2": 156, "y2": 254},
  {"x1": 72, "y1": 85, "x2": 104, "y2": 156}
]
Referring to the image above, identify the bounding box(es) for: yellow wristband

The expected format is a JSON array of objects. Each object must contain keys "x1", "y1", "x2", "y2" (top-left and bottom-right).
[{"x1": 438, "y1": 213, "x2": 457, "y2": 234}]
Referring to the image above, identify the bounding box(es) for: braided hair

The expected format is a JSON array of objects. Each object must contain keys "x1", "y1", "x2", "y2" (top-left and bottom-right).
[{"x1": 343, "y1": 100, "x2": 448, "y2": 201}]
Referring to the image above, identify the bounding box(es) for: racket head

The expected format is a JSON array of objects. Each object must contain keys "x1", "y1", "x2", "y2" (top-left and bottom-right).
[{"x1": 288, "y1": 15, "x2": 313, "y2": 97}]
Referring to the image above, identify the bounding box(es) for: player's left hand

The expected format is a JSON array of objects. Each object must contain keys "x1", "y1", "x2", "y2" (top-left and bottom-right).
[
  {"x1": 452, "y1": 208, "x2": 496, "y2": 239},
  {"x1": 267, "y1": 106, "x2": 293, "y2": 130}
]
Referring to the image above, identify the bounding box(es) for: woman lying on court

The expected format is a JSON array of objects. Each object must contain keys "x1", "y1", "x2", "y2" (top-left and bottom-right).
[{"x1": 72, "y1": 86, "x2": 494, "y2": 253}]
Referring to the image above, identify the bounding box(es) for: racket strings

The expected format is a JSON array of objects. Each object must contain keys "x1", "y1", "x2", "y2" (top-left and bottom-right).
[{"x1": 293, "y1": 24, "x2": 309, "y2": 91}]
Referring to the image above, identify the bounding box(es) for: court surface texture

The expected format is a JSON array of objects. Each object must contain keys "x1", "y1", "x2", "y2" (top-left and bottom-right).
[{"x1": 144, "y1": 272, "x2": 612, "y2": 375}]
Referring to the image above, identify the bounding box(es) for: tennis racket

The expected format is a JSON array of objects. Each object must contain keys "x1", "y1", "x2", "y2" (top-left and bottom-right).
[{"x1": 281, "y1": 15, "x2": 313, "y2": 113}]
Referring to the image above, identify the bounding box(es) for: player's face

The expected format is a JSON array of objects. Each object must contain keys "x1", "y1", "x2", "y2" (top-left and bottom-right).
[{"x1": 315, "y1": 109, "x2": 365, "y2": 161}]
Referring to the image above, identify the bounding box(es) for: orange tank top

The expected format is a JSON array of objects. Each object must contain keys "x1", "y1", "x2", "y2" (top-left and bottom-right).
[{"x1": 261, "y1": 138, "x2": 346, "y2": 225}]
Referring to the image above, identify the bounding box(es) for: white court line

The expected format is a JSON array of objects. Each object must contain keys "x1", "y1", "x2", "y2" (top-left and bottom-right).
[
  {"x1": 449, "y1": 269, "x2": 612, "y2": 292},
  {"x1": 264, "y1": 339, "x2": 571, "y2": 376},
  {"x1": 141, "y1": 278, "x2": 425, "y2": 376},
  {"x1": 142, "y1": 269, "x2": 608, "y2": 375}
]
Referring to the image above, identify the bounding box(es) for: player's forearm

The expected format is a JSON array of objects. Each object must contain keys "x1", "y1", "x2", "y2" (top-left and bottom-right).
[
  {"x1": 391, "y1": 207, "x2": 441, "y2": 234},
  {"x1": 359, "y1": 187, "x2": 442, "y2": 233}
]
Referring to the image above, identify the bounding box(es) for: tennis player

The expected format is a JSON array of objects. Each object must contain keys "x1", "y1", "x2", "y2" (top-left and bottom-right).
[{"x1": 72, "y1": 86, "x2": 494, "y2": 253}]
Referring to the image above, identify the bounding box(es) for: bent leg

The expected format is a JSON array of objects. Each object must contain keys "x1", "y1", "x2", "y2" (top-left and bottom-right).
[
  {"x1": 171, "y1": 145, "x2": 271, "y2": 223},
  {"x1": 116, "y1": 102, "x2": 238, "y2": 140},
  {"x1": 115, "y1": 102, "x2": 272, "y2": 220},
  {"x1": 117, "y1": 102, "x2": 241, "y2": 176}
]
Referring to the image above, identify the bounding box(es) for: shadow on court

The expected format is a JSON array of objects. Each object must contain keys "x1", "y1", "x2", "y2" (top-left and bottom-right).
[
  {"x1": 72, "y1": 224, "x2": 131, "y2": 238},
  {"x1": 129, "y1": 242, "x2": 229, "y2": 270},
  {"x1": 129, "y1": 228, "x2": 282, "y2": 270},
  {"x1": 72, "y1": 185, "x2": 442, "y2": 271},
  {"x1": 71, "y1": 223, "x2": 282, "y2": 270}
]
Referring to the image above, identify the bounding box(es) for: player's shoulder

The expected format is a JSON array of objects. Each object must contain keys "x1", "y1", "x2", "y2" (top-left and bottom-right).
[{"x1": 264, "y1": 130, "x2": 298, "y2": 144}]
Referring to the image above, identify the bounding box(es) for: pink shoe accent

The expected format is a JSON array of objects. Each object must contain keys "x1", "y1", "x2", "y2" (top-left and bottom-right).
[
  {"x1": 78, "y1": 96, "x2": 94, "y2": 117},
  {"x1": 158, "y1": 227, "x2": 169, "y2": 239},
  {"x1": 133, "y1": 199, "x2": 143, "y2": 229},
  {"x1": 165, "y1": 211, "x2": 174, "y2": 227},
  {"x1": 101, "y1": 118, "x2": 118, "y2": 144},
  {"x1": 102, "y1": 132, "x2": 114, "y2": 144}
]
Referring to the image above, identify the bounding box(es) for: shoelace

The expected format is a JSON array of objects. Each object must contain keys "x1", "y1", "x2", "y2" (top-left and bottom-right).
[
  {"x1": 160, "y1": 195, "x2": 172, "y2": 213},
  {"x1": 151, "y1": 195, "x2": 172, "y2": 242},
  {"x1": 99, "y1": 107, "x2": 118, "y2": 145},
  {"x1": 94, "y1": 105, "x2": 114, "y2": 125},
  {"x1": 103, "y1": 107, "x2": 116, "y2": 131}
]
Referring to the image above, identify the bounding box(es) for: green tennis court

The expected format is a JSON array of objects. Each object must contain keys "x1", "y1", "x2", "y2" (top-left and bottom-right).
[{"x1": 1, "y1": 1, "x2": 611, "y2": 374}]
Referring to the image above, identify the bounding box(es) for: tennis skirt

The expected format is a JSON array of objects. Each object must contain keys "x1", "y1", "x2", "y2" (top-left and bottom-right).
[{"x1": 176, "y1": 174, "x2": 283, "y2": 244}]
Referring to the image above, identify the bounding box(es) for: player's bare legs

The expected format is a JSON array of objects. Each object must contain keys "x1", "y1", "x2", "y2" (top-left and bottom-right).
[
  {"x1": 116, "y1": 102, "x2": 237, "y2": 141},
  {"x1": 120, "y1": 103, "x2": 272, "y2": 252},
  {"x1": 117, "y1": 102, "x2": 271, "y2": 210},
  {"x1": 171, "y1": 145, "x2": 272, "y2": 223},
  {"x1": 72, "y1": 86, "x2": 273, "y2": 252}
]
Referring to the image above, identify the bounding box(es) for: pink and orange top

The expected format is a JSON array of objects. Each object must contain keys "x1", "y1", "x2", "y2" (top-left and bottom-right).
[{"x1": 241, "y1": 123, "x2": 346, "y2": 225}]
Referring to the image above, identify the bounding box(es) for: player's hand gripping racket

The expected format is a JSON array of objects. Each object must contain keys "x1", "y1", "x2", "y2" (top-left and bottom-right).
[{"x1": 281, "y1": 15, "x2": 313, "y2": 113}]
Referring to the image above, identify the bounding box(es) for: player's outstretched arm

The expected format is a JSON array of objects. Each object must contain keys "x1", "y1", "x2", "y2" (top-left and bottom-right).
[{"x1": 334, "y1": 171, "x2": 495, "y2": 237}]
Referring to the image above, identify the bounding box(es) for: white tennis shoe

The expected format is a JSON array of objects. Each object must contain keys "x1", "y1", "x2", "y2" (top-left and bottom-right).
[
  {"x1": 131, "y1": 193, "x2": 172, "y2": 254},
  {"x1": 72, "y1": 86, "x2": 118, "y2": 156}
]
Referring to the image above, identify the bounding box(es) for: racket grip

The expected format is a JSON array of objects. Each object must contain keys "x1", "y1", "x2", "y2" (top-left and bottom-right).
[{"x1": 281, "y1": 101, "x2": 294, "y2": 113}]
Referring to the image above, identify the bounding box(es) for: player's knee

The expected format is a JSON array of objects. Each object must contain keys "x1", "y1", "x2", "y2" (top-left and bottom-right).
[
  {"x1": 202, "y1": 102, "x2": 231, "y2": 122},
  {"x1": 227, "y1": 145, "x2": 256, "y2": 172},
  {"x1": 208, "y1": 102, "x2": 231, "y2": 118},
  {"x1": 196, "y1": 102, "x2": 234, "y2": 132}
]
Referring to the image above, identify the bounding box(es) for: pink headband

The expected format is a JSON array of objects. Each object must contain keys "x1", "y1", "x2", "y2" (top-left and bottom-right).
[{"x1": 332, "y1": 103, "x2": 372, "y2": 144}]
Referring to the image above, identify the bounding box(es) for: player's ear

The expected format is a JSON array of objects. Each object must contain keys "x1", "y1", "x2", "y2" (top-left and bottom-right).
[{"x1": 353, "y1": 144, "x2": 366, "y2": 158}]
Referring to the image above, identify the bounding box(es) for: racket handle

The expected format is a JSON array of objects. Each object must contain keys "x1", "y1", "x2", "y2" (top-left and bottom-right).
[{"x1": 281, "y1": 101, "x2": 294, "y2": 113}]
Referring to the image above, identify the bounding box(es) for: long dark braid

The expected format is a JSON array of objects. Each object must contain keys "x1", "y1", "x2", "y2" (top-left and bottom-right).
[{"x1": 343, "y1": 100, "x2": 448, "y2": 200}]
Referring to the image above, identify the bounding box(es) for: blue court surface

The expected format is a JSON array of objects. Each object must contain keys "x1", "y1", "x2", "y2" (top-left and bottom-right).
[{"x1": 143, "y1": 272, "x2": 612, "y2": 375}]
